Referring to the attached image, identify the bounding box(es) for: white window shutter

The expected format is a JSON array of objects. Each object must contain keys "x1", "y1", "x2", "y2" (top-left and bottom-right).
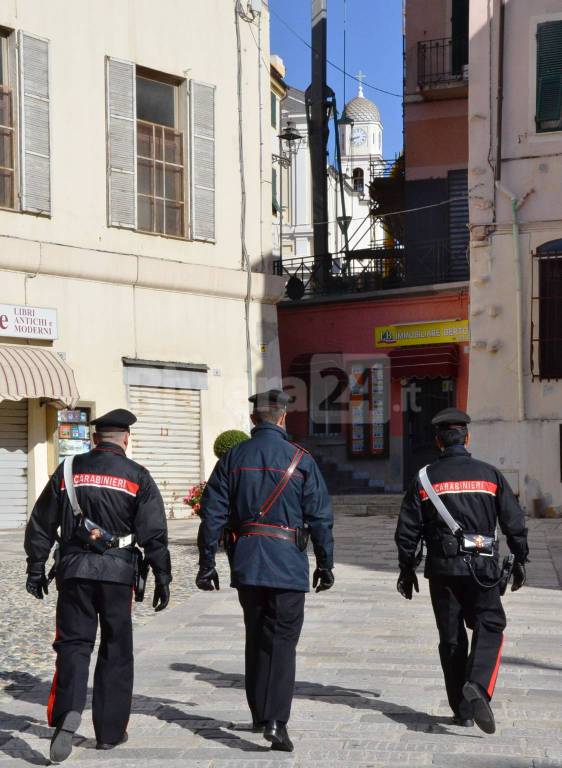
[
  {"x1": 106, "y1": 57, "x2": 137, "y2": 229},
  {"x1": 190, "y1": 81, "x2": 215, "y2": 241},
  {"x1": 19, "y1": 32, "x2": 51, "y2": 215}
]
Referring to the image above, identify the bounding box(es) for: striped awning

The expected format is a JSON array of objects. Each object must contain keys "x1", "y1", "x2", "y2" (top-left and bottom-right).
[{"x1": 0, "y1": 344, "x2": 79, "y2": 406}]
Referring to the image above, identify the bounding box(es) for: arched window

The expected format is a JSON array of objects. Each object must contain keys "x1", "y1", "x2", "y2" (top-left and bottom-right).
[{"x1": 353, "y1": 167, "x2": 364, "y2": 193}]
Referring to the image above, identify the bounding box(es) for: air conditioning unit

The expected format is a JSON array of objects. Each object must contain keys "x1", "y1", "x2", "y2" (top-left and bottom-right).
[{"x1": 248, "y1": 0, "x2": 262, "y2": 14}]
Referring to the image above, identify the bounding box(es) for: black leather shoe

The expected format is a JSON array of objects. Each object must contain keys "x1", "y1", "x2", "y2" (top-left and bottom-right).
[
  {"x1": 462, "y1": 682, "x2": 496, "y2": 734},
  {"x1": 96, "y1": 731, "x2": 129, "y2": 750},
  {"x1": 50, "y1": 710, "x2": 81, "y2": 764},
  {"x1": 264, "y1": 720, "x2": 294, "y2": 752},
  {"x1": 228, "y1": 720, "x2": 265, "y2": 733},
  {"x1": 452, "y1": 715, "x2": 475, "y2": 727}
]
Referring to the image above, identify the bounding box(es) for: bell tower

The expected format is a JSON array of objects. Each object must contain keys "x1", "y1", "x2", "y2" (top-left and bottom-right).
[{"x1": 339, "y1": 72, "x2": 383, "y2": 194}]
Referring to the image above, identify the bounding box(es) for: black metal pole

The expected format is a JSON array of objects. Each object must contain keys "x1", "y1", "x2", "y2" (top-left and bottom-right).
[{"x1": 307, "y1": 0, "x2": 329, "y2": 268}]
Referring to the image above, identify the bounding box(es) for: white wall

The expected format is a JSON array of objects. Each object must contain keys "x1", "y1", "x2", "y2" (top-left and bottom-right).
[
  {"x1": 0, "y1": 0, "x2": 286, "y2": 500},
  {"x1": 469, "y1": 0, "x2": 562, "y2": 510}
]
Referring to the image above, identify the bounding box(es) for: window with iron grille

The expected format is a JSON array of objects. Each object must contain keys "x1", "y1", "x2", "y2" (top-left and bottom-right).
[
  {"x1": 0, "y1": 32, "x2": 15, "y2": 210},
  {"x1": 136, "y1": 73, "x2": 185, "y2": 238},
  {"x1": 531, "y1": 242, "x2": 562, "y2": 379},
  {"x1": 536, "y1": 21, "x2": 562, "y2": 133}
]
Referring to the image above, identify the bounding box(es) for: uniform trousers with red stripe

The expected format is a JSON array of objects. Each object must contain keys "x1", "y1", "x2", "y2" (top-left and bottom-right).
[
  {"x1": 237, "y1": 586, "x2": 305, "y2": 725},
  {"x1": 48, "y1": 579, "x2": 134, "y2": 744},
  {"x1": 429, "y1": 576, "x2": 506, "y2": 718}
]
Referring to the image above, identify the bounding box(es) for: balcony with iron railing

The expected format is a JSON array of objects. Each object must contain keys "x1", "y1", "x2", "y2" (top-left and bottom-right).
[
  {"x1": 274, "y1": 240, "x2": 469, "y2": 302},
  {"x1": 417, "y1": 37, "x2": 469, "y2": 95}
]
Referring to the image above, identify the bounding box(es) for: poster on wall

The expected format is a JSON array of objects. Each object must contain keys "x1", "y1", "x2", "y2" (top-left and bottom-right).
[
  {"x1": 370, "y1": 361, "x2": 386, "y2": 455},
  {"x1": 348, "y1": 361, "x2": 389, "y2": 458},
  {"x1": 57, "y1": 409, "x2": 91, "y2": 461}
]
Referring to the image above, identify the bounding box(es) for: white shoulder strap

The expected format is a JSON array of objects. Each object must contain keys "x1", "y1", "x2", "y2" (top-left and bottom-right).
[
  {"x1": 418, "y1": 465, "x2": 462, "y2": 536},
  {"x1": 63, "y1": 455, "x2": 83, "y2": 518}
]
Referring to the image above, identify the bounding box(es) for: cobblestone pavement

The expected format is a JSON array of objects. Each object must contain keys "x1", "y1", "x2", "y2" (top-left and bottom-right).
[{"x1": 1, "y1": 515, "x2": 562, "y2": 767}]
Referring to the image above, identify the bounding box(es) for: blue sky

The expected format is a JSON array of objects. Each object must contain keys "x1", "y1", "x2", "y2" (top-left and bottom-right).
[{"x1": 269, "y1": 0, "x2": 404, "y2": 162}]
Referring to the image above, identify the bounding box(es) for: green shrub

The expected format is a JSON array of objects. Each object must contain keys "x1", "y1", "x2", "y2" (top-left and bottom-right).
[{"x1": 213, "y1": 429, "x2": 250, "y2": 459}]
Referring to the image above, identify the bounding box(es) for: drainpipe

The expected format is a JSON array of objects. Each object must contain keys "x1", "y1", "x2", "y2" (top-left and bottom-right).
[{"x1": 495, "y1": 183, "x2": 534, "y2": 422}]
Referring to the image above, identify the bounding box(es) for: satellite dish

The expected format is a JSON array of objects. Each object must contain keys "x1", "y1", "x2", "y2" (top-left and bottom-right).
[{"x1": 286, "y1": 276, "x2": 305, "y2": 301}]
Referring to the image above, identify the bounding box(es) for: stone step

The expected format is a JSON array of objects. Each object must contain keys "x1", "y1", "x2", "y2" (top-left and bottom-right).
[{"x1": 332, "y1": 494, "x2": 403, "y2": 517}]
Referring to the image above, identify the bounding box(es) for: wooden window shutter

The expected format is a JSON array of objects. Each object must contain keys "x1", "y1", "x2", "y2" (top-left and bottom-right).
[
  {"x1": 536, "y1": 21, "x2": 562, "y2": 130},
  {"x1": 190, "y1": 81, "x2": 215, "y2": 241},
  {"x1": 106, "y1": 57, "x2": 137, "y2": 228},
  {"x1": 18, "y1": 32, "x2": 51, "y2": 215}
]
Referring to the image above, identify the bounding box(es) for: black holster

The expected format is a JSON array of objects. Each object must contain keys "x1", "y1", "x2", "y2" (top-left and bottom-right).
[
  {"x1": 47, "y1": 543, "x2": 61, "y2": 584},
  {"x1": 499, "y1": 554, "x2": 515, "y2": 596},
  {"x1": 222, "y1": 528, "x2": 237, "y2": 566},
  {"x1": 134, "y1": 548, "x2": 150, "y2": 602},
  {"x1": 295, "y1": 526, "x2": 310, "y2": 552}
]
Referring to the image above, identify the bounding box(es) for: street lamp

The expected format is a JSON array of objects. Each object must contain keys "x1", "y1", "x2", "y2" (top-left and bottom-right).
[{"x1": 274, "y1": 120, "x2": 303, "y2": 265}]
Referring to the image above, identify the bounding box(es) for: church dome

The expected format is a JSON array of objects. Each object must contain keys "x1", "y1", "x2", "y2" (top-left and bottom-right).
[
  {"x1": 343, "y1": 95, "x2": 380, "y2": 123},
  {"x1": 341, "y1": 80, "x2": 380, "y2": 123}
]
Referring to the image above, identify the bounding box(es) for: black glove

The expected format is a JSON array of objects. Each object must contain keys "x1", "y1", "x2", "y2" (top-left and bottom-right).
[
  {"x1": 397, "y1": 567, "x2": 419, "y2": 600},
  {"x1": 26, "y1": 561, "x2": 49, "y2": 600},
  {"x1": 312, "y1": 567, "x2": 334, "y2": 593},
  {"x1": 511, "y1": 561, "x2": 526, "y2": 592},
  {"x1": 153, "y1": 582, "x2": 170, "y2": 612},
  {"x1": 196, "y1": 565, "x2": 220, "y2": 591}
]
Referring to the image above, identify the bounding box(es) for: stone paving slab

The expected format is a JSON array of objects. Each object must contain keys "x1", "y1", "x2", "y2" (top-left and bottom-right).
[{"x1": 1, "y1": 515, "x2": 562, "y2": 766}]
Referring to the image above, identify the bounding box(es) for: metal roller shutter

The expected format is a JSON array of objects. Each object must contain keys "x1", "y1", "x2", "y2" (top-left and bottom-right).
[
  {"x1": 129, "y1": 385, "x2": 201, "y2": 518},
  {"x1": 0, "y1": 400, "x2": 28, "y2": 528}
]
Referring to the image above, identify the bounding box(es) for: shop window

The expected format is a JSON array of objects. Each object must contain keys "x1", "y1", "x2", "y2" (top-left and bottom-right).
[
  {"x1": 348, "y1": 361, "x2": 388, "y2": 457},
  {"x1": 310, "y1": 366, "x2": 346, "y2": 437},
  {"x1": 536, "y1": 21, "x2": 562, "y2": 133},
  {"x1": 56, "y1": 408, "x2": 92, "y2": 464},
  {"x1": 353, "y1": 167, "x2": 364, "y2": 194},
  {"x1": 137, "y1": 71, "x2": 185, "y2": 238},
  {"x1": 532, "y1": 242, "x2": 562, "y2": 379},
  {"x1": 0, "y1": 31, "x2": 15, "y2": 210}
]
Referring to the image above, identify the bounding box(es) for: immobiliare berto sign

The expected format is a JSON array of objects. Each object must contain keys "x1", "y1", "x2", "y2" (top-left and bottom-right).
[
  {"x1": 0, "y1": 303, "x2": 58, "y2": 340},
  {"x1": 375, "y1": 319, "x2": 469, "y2": 348}
]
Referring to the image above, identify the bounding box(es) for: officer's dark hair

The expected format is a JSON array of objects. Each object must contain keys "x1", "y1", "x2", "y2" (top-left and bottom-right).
[
  {"x1": 94, "y1": 428, "x2": 129, "y2": 445},
  {"x1": 436, "y1": 425, "x2": 468, "y2": 447},
  {"x1": 252, "y1": 406, "x2": 286, "y2": 425}
]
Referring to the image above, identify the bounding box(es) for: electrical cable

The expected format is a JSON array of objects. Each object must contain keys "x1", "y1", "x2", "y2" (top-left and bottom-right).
[
  {"x1": 280, "y1": 195, "x2": 469, "y2": 231},
  {"x1": 269, "y1": 5, "x2": 402, "y2": 98},
  {"x1": 234, "y1": 0, "x2": 254, "y2": 399}
]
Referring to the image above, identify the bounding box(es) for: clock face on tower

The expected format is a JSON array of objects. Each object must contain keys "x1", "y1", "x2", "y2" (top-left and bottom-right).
[{"x1": 350, "y1": 127, "x2": 367, "y2": 147}]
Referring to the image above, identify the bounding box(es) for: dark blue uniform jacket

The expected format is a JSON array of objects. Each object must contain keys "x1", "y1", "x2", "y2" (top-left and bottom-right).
[
  {"x1": 396, "y1": 445, "x2": 529, "y2": 580},
  {"x1": 197, "y1": 423, "x2": 334, "y2": 592}
]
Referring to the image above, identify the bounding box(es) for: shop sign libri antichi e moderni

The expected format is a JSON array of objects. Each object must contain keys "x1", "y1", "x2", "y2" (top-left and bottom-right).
[{"x1": 0, "y1": 303, "x2": 58, "y2": 341}]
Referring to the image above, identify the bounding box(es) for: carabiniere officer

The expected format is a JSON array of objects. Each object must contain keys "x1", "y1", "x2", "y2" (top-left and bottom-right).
[
  {"x1": 24, "y1": 409, "x2": 172, "y2": 764},
  {"x1": 196, "y1": 389, "x2": 334, "y2": 753},
  {"x1": 395, "y1": 408, "x2": 529, "y2": 734}
]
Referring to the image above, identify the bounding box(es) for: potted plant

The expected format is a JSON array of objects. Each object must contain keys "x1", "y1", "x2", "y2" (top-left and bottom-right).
[{"x1": 213, "y1": 429, "x2": 250, "y2": 459}]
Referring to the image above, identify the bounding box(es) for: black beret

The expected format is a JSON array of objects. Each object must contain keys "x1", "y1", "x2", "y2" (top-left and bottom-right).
[
  {"x1": 249, "y1": 389, "x2": 292, "y2": 407},
  {"x1": 91, "y1": 408, "x2": 137, "y2": 431},
  {"x1": 431, "y1": 407, "x2": 471, "y2": 428}
]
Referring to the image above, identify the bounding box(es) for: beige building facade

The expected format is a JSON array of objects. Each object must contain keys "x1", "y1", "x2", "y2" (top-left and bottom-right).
[
  {"x1": 469, "y1": 0, "x2": 562, "y2": 511},
  {"x1": 0, "y1": 0, "x2": 284, "y2": 525}
]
